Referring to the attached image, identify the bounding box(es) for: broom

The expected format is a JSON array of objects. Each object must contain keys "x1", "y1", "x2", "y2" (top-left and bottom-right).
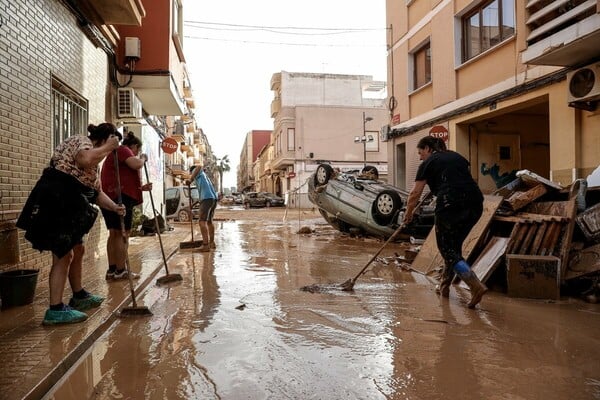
[
  {"x1": 180, "y1": 182, "x2": 202, "y2": 249},
  {"x1": 111, "y1": 150, "x2": 152, "y2": 317},
  {"x1": 143, "y1": 162, "x2": 183, "y2": 285}
]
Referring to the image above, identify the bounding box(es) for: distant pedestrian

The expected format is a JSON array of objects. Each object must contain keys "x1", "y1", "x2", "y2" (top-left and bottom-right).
[
  {"x1": 402, "y1": 136, "x2": 487, "y2": 308},
  {"x1": 17, "y1": 123, "x2": 125, "y2": 325},
  {"x1": 100, "y1": 131, "x2": 152, "y2": 280},
  {"x1": 187, "y1": 166, "x2": 218, "y2": 252}
]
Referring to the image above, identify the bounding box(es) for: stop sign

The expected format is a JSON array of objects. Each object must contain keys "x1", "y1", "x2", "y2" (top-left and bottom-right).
[
  {"x1": 161, "y1": 137, "x2": 178, "y2": 154},
  {"x1": 429, "y1": 125, "x2": 448, "y2": 141}
]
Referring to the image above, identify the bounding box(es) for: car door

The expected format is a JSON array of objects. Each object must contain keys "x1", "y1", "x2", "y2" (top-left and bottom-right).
[
  {"x1": 165, "y1": 188, "x2": 180, "y2": 217},
  {"x1": 324, "y1": 178, "x2": 366, "y2": 226}
]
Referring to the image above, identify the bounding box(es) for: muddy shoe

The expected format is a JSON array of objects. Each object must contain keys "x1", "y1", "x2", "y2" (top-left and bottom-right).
[
  {"x1": 43, "y1": 306, "x2": 88, "y2": 326},
  {"x1": 198, "y1": 245, "x2": 210, "y2": 252},
  {"x1": 209, "y1": 242, "x2": 216, "y2": 249},
  {"x1": 105, "y1": 270, "x2": 116, "y2": 280},
  {"x1": 112, "y1": 269, "x2": 140, "y2": 280},
  {"x1": 69, "y1": 293, "x2": 104, "y2": 311}
]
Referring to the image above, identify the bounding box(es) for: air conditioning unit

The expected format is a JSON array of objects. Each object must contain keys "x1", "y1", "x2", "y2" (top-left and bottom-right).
[
  {"x1": 117, "y1": 88, "x2": 143, "y2": 119},
  {"x1": 567, "y1": 64, "x2": 600, "y2": 107},
  {"x1": 380, "y1": 124, "x2": 391, "y2": 142}
]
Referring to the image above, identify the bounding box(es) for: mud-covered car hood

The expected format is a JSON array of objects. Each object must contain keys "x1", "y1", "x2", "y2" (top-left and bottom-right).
[{"x1": 307, "y1": 164, "x2": 434, "y2": 240}]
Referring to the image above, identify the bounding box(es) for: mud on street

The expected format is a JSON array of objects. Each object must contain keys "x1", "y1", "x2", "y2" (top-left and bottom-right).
[{"x1": 48, "y1": 207, "x2": 600, "y2": 400}]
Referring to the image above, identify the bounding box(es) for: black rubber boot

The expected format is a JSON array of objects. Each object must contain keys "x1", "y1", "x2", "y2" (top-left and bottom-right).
[
  {"x1": 459, "y1": 271, "x2": 488, "y2": 308},
  {"x1": 435, "y1": 267, "x2": 453, "y2": 298}
]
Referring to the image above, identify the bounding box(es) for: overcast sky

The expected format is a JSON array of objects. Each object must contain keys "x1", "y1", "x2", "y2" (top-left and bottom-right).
[{"x1": 183, "y1": 1, "x2": 387, "y2": 189}]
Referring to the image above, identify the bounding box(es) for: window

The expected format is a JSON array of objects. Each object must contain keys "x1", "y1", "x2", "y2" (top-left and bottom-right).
[
  {"x1": 51, "y1": 77, "x2": 88, "y2": 149},
  {"x1": 287, "y1": 128, "x2": 295, "y2": 151},
  {"x1": 172, "y1": 0, "x2": 184, "y2": 59},
  {"x1": 463, "y1": 0, "x2": 515, "y2": 62},
  {"x1": 172, "y1": 0, "x2": 182, "y2": 37},
  {"x1": 499, "y1": 145, "x2": 511, "y2": 160},
  {"x1": 413, "y1": 42, "x2": 431, "y2": 90}
]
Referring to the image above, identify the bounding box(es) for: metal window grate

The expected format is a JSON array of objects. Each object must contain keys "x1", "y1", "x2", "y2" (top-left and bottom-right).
[{"x1": 51, "y1": 79, "x2": 88, "y2": 149}]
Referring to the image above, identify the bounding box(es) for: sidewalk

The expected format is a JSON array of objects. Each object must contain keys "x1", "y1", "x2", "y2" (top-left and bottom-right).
[{"x1": 0, "y1": 224, "x2": 191, "y2": 400}]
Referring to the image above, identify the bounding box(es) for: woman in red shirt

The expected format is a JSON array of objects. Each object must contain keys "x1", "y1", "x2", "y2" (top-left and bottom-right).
[{"x1": 100, "y1": 131, "x2": 152, "y2": 280}]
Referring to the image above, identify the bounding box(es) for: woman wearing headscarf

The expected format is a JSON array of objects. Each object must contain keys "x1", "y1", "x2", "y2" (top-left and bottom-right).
[{"x1": 17, "y1": 123, "x2": 125, "y2": 325}]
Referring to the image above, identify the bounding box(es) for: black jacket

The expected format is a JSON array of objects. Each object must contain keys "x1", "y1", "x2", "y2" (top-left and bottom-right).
[{"x1": 17, "y1": 168, "x2": 99, "y2": 258}]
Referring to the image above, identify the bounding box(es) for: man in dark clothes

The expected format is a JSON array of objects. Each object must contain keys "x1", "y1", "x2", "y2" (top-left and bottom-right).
[{"x1": 403, "y1": 136, "x2": 487, "y2": 308}]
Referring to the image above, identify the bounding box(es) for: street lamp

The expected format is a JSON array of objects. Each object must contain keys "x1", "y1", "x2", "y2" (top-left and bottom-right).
[{"x1": 354, "y1": 112, "x2": 374, "y2": 168}]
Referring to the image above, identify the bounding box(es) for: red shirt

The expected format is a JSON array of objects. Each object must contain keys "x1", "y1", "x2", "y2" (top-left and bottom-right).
[{"x1": 101, "y1": 146, "x2": 143, "y2": 205}]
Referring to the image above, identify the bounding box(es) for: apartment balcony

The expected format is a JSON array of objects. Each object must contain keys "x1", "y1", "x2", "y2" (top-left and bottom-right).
[
  {"x1": 270, "y1": 152, "x2": 295, "y2": 171},
  {"x1": 271, "y1": 97, "x2": 281, "y2": 118},
  {"x1": 186, "y1": 120, "x2": 196, "y2": 133},
  {"x1": 522, "y1": 0, "x2": 600, "y2": 66},
  {"x1": 270, "y1": 73, "x2": 281, "y2": 90},
  {"x1": 180, "y1": 142, "x2": 194, "y2": 157},
  {"x1": 169, "y1": 163, "x2": 188, "y2": 177},
  {"x1": 80, "y1": 0, "x2": 146, "y2": 26},
  {"x1": 124, "y1": 74, "x2": 186, "y2": 116}
]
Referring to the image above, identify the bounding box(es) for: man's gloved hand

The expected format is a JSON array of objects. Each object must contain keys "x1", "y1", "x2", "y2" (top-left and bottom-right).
[{"x1": 139, "y1": 153, "x2": 148, "y2": 162}]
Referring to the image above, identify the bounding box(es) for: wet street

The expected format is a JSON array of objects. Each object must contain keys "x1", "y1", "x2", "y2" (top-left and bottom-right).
[{"x1": 46, "y1": 208, "x2": 600, "y2": 400}]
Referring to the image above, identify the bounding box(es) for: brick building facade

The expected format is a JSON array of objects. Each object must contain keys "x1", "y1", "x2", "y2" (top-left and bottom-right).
[{"x1": 0, "y1": 0, "x2": 113, "y2": 280}]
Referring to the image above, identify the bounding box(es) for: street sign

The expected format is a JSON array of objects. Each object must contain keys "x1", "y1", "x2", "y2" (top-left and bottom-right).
[
  {"x1": 161, "y1": 137, "x2": 178, "y2": 154},
  {"x1": 429, "y1": 125, "x2": 449, "y2": 142}
]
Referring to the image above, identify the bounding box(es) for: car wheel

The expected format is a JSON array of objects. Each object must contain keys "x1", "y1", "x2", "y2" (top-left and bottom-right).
[
  {"x1": 265, "y1": 201, "x2": 271, "y2": 208},
  {"x1": 314, "y1": 164, "x2": 333, "y2": 186},
  {"x1": 372, "y1": 190, "x2": 402, "y2": 225},
  {"x1": 178, "y1": 209, "x2": 191, "y2": 223},
  {"x1": 244, "y1": 202, "x2": 250, "y2": 209}
]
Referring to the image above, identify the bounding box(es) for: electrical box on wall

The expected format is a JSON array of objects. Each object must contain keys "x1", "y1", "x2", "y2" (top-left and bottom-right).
[{"x1": 125, "y1": 37, "x2": 141, "y2": 60}]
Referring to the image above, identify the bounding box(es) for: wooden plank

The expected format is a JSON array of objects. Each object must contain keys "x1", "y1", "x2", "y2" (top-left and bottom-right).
[
  {"x1": 540, "y1": 222, "x2": 560, "y2": 256},
  {"x1": 411, "y1": 195, "x2": 503, "y2": 274},
  {"x1": 493, "y1": 213, "x2": 567, "y2": 223},
  {"x1": 524, "y1": 197, "x2": 577, "y2": 280},
  {"x1": 516, "y1": 212, "x2": 568, "y2": 223},
  {"x1": 566, "y1": 243, "x2": 600, "y2": 280},
  {"x1": 557, "y1": 199, "x2": 577, "y2": 281},
  {"x1": 506, "y1": 255, "x2": 561, "y2": 300},
  {"x1": 546, "y1": 222, "x2": 563, "y2": 256},
  {"x1": 529, "y1": 221, "x2": 548, "y2": 255},
  {"x1": 508, "y1": 223, "x2": 529, "y2": 254},
  {"x1": 518, "y1": 222, "x2": 538, "y2": 254},
  {"x1": 505, "y1": 184, "x2": 548, "y2": 212},
  {"x1": 505, "y1": 222, "x2": 521, "y2": 254},
  {"x1": 526, "y1": 201, "x2": 568, "y2": 216},
  {"x1": 460, "y1": 236, "x2": 509, "y2": 288}
]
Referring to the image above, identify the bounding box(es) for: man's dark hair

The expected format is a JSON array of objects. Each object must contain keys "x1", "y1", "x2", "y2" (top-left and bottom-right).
[{"x1": 417, "y1": 136, "x2": 447, "y2": 152}]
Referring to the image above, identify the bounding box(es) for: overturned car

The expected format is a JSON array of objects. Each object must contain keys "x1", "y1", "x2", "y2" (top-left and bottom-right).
[{"x1": 308, "y1": 164, "x2": 435, "y2": 240}]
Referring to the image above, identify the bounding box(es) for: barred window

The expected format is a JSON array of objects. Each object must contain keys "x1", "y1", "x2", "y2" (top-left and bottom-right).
[{"x1": 51, "y1": 77, "x2": 88, "y2": 149}]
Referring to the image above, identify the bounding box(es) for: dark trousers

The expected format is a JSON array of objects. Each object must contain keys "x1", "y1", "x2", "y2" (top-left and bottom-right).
[{"x1": 435, "y1": 201, "x2": 483, "y2": 275}]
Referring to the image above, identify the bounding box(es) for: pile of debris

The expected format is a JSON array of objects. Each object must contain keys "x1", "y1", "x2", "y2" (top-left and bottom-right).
[{"x1": 404, "y1": 170, "x2": 600, "y2": 303}]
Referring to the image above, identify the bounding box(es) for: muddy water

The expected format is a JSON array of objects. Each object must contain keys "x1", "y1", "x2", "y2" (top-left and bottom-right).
[{"x1": 47, "y1": 213, "x2": 600, "y2": 399}]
